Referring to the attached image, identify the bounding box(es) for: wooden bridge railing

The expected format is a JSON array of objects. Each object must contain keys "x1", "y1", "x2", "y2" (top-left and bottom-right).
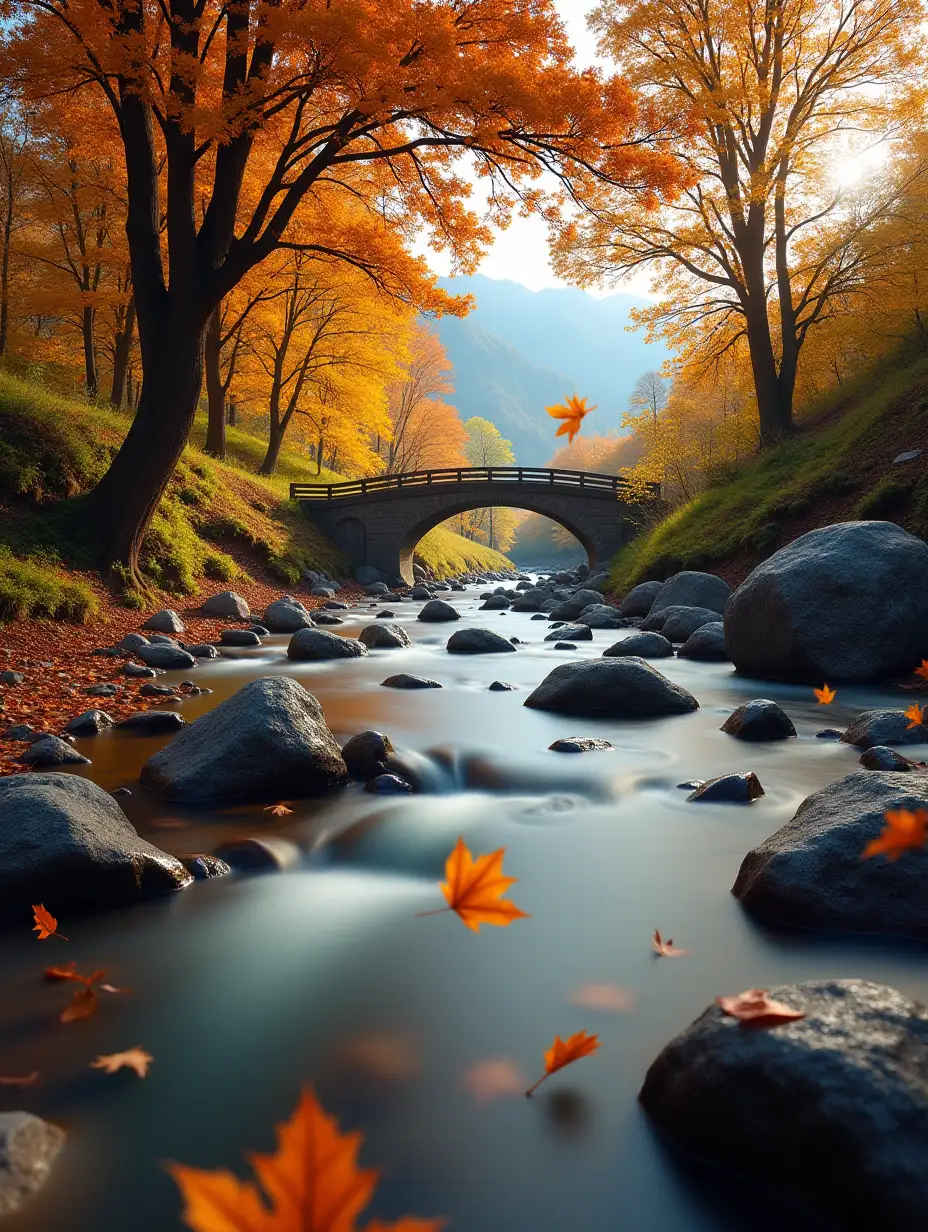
[{"x1": 290, "y1": 467, "x2": 633, "y2": 501}]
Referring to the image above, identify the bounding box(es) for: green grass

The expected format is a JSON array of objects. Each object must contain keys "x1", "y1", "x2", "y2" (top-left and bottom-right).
[
  {"x1": 0, "y1": 545, "x2": 98, "y2": 623},
  {"x1": 416, "y1": 525, "x2": 513, "y2": 576},
  {"x1": 610, "y1": 352, "x2": 928, "y2": 591}
]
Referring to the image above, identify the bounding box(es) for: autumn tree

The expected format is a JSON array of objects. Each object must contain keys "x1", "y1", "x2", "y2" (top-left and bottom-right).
[
  {"x1": 555, "y1": 0, "x2": 924, "y2": 446},
  {"x1": 627, "y1": 370, "x2": 669, "y2": 425},
  {"x1": 381, "y1": 324, "x2": 467, "y2": 473},
  {"x1": 460, "y1": 416, "x2": 516, "y2": 550},
  {"x1": 0, "y1": 109, "x2": 32, "y2": 357}
]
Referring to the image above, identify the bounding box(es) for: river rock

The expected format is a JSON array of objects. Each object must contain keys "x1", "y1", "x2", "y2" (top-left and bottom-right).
[
  {"x1": 548, "y1": 589, "x2": 607, "y2": 622},
  {"x1": 376, "y1": 610, "x2": 396, "y2": 619},
  {"x1": 659, "y1": 606, "x2": 724, "y2": 643},
  {"x1": 511, "y1": 595, "x2": 542, "y2": 612},
  {"x1": 677, "y1": 622, "x2": 728, "y2": 661},
  {"x1": 479, "y1": 595, "x2": 511, "y2": 610},
  {"x1": 410, "y1": 586, "x2": 434, "y2": 600},
  {"x1": 418, "y1": 599, "x2": 460, "y2": 622},
  {"x1": 263, "y1": 597, "x2": 314, "y2": 633},
  {"x1": 359, "y1": 623, "x2": 411, "y2": 650},
  {"x1": 3, "y1": 724, "x2": 34, "y2": 740},
  {"x1": 185, "y1": 643, "x2": 220, "y2": 659},
  {"x1": 638, "y1": 978, "x2": 928, "y2": 1231},
  {"x1": 140, "y1": 676, "x2": 348, "y2": 804},
  {"x1": 355, "y1": 565, "x2": 383, "y2": 585},
  {"x1": 364, "y1": 773, "x2": 414, "y2": 795},
  {"x1": 136, "y1": 643, "x2": 197, "y2": 671},
  {"x1": 489, "y1": 681, "x2": 516, "y2": 691},
  {"x1": 721, "y1": 700, "x2": 796, "y2": 742},
  {"x1": 17, "y1": 735, "x2": 90, "y2": 768},
  {"x1": 859, "y1": 745, "x2": 922, "y2": 771},
  {"x1": 0, "y1": 1112, "x2": 65, "y2": 1217},
  {"x1": 0, "y1": 670, "x2": 24, "y2": 685},
  {"x1": 310, "y1": 612, "x2": 344, "y2": 626},
  {"x1": 116, "y1": 711, "x2": 185, "y2": 734},
  {"x1": 524, "y1": 658, "x2": 699, "y2": 717},
  {"x1": 118, "y1": 632, "x2": 150, "y2": 653},
  {"x1": 180, "y1": 854, "x2": 231, "y2": 880},
  {"x1": 311, "y1": 586, "x2": 336, "y2": 597},
  {"x1": 650, "y1": 571, "x2": 732, "y2": 617},
  {"x1": 687, "y1": 772, "x2": 764, "y2": 803},
  {"x1": 544, "y1": 624, "x2": 593, "y2": 642},
  {"x1": 733, "y1": 770, "x2": 928, "y2": 934},
  {"x1": 213, "y1": 836, "x2": 301, "y2": 872},
  {"x1": 123, "y1": 662, "x2": 157, "y2": 678},
  {"x1": 842, "y1": 708, "x2": 928, "y2": 748},
  {"x1": 202, "y1": 591, "x2": 250, "y2": 619},
  {"x1": 725, "y1": 521, "x2": 928, "y2": 682},
  {"x1": 619, "y1": 580, "x2": 663, "y2": 616},
  {"x1": 342, "y1": 730, "x2": 395, "y2": 781},
  {"x1": 84, "y1": 682, "x2": 120, "y2": 697},
  {"x1": 0, "y1": 774, "x2": 191, "y2": 914},
  {"x1": 64, "y1": 709, "x2": 112, "y2": 736},
  {"x1": 287, "y1": 628, "x2": 368, "y2": 660},
  {"x1": 548, "y1": 737, "x2": 614, "y2": 753},
  {"x1": 143, "y1": 609, "x2": 185, "y2": 634},
  {"x1": 220, "y1": 629, "x2": 262, "y2": 646},
  {"x1": 447, "y1": 628, "x2": 518, "y2": 655},
  {"x1": 364, "y1": 582, "x2": 390, "y2": 596},
  {"x1": 603, "y1": 632, "x2": 673, "y2": 658},
  {"x1": 816, "y1": 728, "x2": 845, "y2": 740},
  {"x1": 576, "y1": 604, "x2": 624, "y2": 629},
  {"x1": 381, "y1": 673, "x2": 442, "y2": 689}
]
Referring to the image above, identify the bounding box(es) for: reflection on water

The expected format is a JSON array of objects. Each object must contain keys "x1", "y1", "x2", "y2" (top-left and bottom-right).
[{"x1": 2, "y1": 578, "x2": 926, "y2": 1231}]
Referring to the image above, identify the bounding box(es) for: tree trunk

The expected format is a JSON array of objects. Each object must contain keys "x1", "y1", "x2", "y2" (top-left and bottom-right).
[
  {"x1": 82, "y1": 305, "x2": 98, "y2": 398},
  {"x1": 203, "y1": 307, "x2": 226, "y2": 457},
  {"x1": 743, "y1": 298, "x2": 792, "y2": 447},
  {"x1": 259, "y1": 424, "x2": 285, "y2": 475},
  {"x1": 0, "y1": 182, "x2": 12, "y2": 358},
  {"x1": 227, "y1": 397, "x2": 237, "y2": 426},
  {"x1": 109, "y1": 299, "x2": 136, "y2": 407}
]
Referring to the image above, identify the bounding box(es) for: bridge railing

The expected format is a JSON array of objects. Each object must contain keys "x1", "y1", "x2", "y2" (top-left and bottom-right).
[{"x1": 290, "y1": 467, "x2": 633, "y2": 501}]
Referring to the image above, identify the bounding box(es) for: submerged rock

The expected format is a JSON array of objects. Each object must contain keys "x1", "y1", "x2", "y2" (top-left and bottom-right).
[
  {"x1": 287, "y1": 628, "x2": 367, "y2": 660},
  {"x1": 842, "y1": 709, "x2": 928, "y2": 749},
  {"x1": 721, "y1": 699, "x2": 796, "y2": 742},
  {"x1": 0, "y1": 1111, "x2": 66, "y2": 1217},
  {"x1": 364, "y1": 773, "x2": 414, "y2": 795},
  {"x1": 180, "y1": 854, "x2": 231, "y2": 880},
  {"x1": 219, "y1": 629, "x2": 262, "y2": 646},
  {"x1": 603, "y1": 632, "x2": 673, "y2": 659},
  {"x1": 116, "y1": 711, "x2": 185, "y2": 734},
  {"x1": 524, "y1": 658, "x2": 699, "y2": 717},
  {"x1": 548, "y1": 737, "x2": 614, "y2": 753},
  {"x1": 213, "y1": 836, "x2": 301, "y2": 872},
  {"x1": 342, "y1": 730, "x2": 395, "y2": 781},
  {"x1": 447, "y1": 628, "x2": 517, "y2": 655},
  {"x1": 687, "y1": 772, "x2": 764, "y2": 803},
  {"x1": 381, "y1": 673, "x2": 442, "y2": 689},
  {"x1": 489, "y1": 681, "x2": 516, "y2": 692}
]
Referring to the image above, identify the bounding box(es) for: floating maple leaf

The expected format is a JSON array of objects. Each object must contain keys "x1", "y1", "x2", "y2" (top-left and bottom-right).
[
  {"x1": 813, "y1": 684, "x2": 836, "y2": 705},
  {"x1": 652, "y1": 928, "x2": 690, "y2": 957},
  {"x1": 32, "y1": 904, "x2": 67, "y2": 941},
  {"x1": 462, "y1": 1059, "x2": 527, "y2": 1104},
  {"x1": 861, "y1": 807, "x2": 928, "y2": 861},
  {"x1": 716, "y1": 989, "x2": 806, "y2": 1026},
  {"x1": 167, "y1": 1087, "x2": 444, "y2": 1232},
  {"x1": 263, "y1": 803, "x2": 294, "y2": 816},
  {"x1": 525, "y1": 1030, "x2": 600, "y2": 1097},
  {"x1": 90, "y1": 1047, "x2": 153, "y2": 1078},
  {"x1": 0, "y1": 1072, "x2": 38, "y2": 1088},
  {"x1": 45, "y1": 963, "x2": 127, "y2": 1023},
  {"x1": 914, "y1": 659, "x2": 928, "y2": 682},
  {"x1": 904, "y1": 702, "x2": 925, "y2": 730},
  {"x1": 546, "y1": 394, "x2": 597, "y2": 444},
  {"x1": 417, "y1": 836, "x2": 529, "y2": 933},
  {"x1": 567, "y1": 983, "x2": 637, "y2": 1013}
]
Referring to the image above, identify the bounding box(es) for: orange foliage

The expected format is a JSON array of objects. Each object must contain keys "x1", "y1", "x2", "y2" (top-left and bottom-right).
[
  {"x1": 716, "y1": 990, "x2": 806, "y2": 1026},
  {"x1": 814, "y1": 685, "x2": 836, "y2": 705},
  {"x1": 862, "y1": 808, "x2": 928, "y2": 861},
  {"x1": 525, "y1": 1031, "x2": 601, "y2": 1097},
  {"x1": 905, "y1": 703, "x2": 925, "y2": 730},
  {"x1": 418, "y1": 837, "x2": 529, "y2": 933},
  {"x1": 651, "y1": 929, "x2": 690, "y2": 958},
  {"x1": 90, "y1": 1048, "x2": 154, "y2": 1078},
  {"x1": 32, "y1": 904, "x2": 66, "y2": 941},
  {"x1": 546, "y1": 395, "x2": 597, "y2": 444}
]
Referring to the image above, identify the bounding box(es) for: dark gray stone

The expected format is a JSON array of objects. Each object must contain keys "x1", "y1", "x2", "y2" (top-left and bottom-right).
[
  {"x1": 554, "y1": 642, "x2": 577, "y2": 649},
  {"x1": 659, "y1": 606, "x2": 724, "y2": 643},
  {"x1": 687, "y1": 772, "x2": 764, "y2": 803},
  {"x1": 524, "y1": 658, "x2": 699, "y2": 717},
  {"x1": 139, "y1": 684, "x2": 176, "y2": 698},
  {"x1": 185, "y1": 643, "x2": 220, "y2": 659},
  {"x1": 213, "y1": 836, "x2": 301, "y2": 872},
  {"x1": 447, "y1": 628, "x2": 518, "y2": 655},
  {"x1": 142, "y1": 609, "x2": 185, "y2": 634},
  {"x1": 249, "y1": 624, "x2": 271, "y2": 635},
  {"x1": 381, "y1": 673, "x2": 442, "y2": 689},
  {"x1": 619, "y1": 580, "x2": 663, "y2": 617},
  {"x1": 721, "y1": 700, "x2": 797, "y2": 742},
  {"x1": 202, "y1": 591, "x2": 250, "y2": 619},
  {"x1": 842, "y1": 709, "x2": 928, "y2": 748},
  {"x1": 364, "y1": 581, "x2": 390, "y2": 596},
  {"x1": 63, "y1": 709, "x2": 112, "y2": 737},
  {"x1": 220, "y1": 629, "x2": 262, "y2": 646},
  {"x1": 639, "y1": 978, "x2": 928, "y2": 1232},
  {"x1": 0, "y1": 670, "x2": 24, "y2": 685},
  {"x1": 603, "y1": 632, "x2": 673, "y2": 659},
  {"x1": 410, "y1": 586, "x2": 434, "y2": 600},
  {"x1": 479, "y1": 595, "x2": 511, "y2": 610},
  {"x1": 122, "y1": 663, "x2": 157, "y2": 678},
  {"x1": 511, "y1": 595, "x2": 542, "y2": 612},
  {"x1": 84, "y1": 682, "x2": 122, "y2": 696},
  {"x1": 724, "y1": 521, "x2": 928, "y2": 681},
  {"x1": 355, "y1": 565, "x2": 383, "y2": 585},
  {"x1": 489, "y1": 681, "x2": 516, "y2": 692},
  {"x1": 816, "y1": 728, "x2": 845, "y2": 740},
  {"x1": 140, "y1": 676, "x2": 348, "y2": 804},
  {"x1": 376, "y1": 610, "x2": 397, "y2": 619},
  {"x1": 364, "y1": 773, "x2": 414, "y2": 795},
  {"x1": 17, "y1": 735, "x2": 90, "y2": 768},
  {"x1": 181, "y1": 854, "x2": 231, "y2": 880},
  {"x1": 341, "y1": 730, "x2": 395, "y2": 781},
  {"x1": 418, "y1": 599, "x2": 461, "y2": 622},
  {"x1": 548, "y1": 589, "x2": 607, "y2": 622},
  {"x1": 544, "y1": 624, "x2": 593, "y2": 642},
  {"x1": 287, "y1": 628, "x2": 367, "y2": 660},
  {"x1": 116, "y1": 711, "x2": 185, "y2": 734},
  {"x1": 677, "y1": 622, "x2": 728, "y2": 661},
  {"x1": 576, "y1": 603, "x2": 624, "y2": 629},
  {"x1": 860, "y1": 746, "x2": 921, "y2": 771},
  {"x1": 358, "y1": 623, "x2": 411, "y2": 650},
  {"x1": 649, "y1": 571, "x2": 732, "y2": 617},
  {"x1": 263, "y1": 597, "x2": 314, "y2": 632},
  {"x1": 4, "y1": 724, "x2": 35, "y2": 741},
  {"x1": 548, "y1": 737, "x2": 614, "y2": 753},
  {"x1": 136, "y1": 644, "x2": 197, "y2": 670},
  {"x1": 118, "y1": 632, "x2": 150, "y2": 653},
  {"x1": 311, "y1": 611, "x2": 344, "y2": 625},
  {"x1": 0, "y1": 1112, "x2": 65, "y2": 1216},
  {"x1": 148, "y1": 634, "x2": 182, "y2": 646}
]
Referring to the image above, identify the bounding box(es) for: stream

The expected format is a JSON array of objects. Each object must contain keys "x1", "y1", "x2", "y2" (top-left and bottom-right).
[{"x1": 2, "y1": 577, "x2": 927, "y2": 1231}]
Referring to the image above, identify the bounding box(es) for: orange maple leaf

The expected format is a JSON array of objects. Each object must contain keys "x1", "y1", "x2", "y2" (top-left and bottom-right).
[
  {"x1": 167, "y1": 1087, "x2": 444, "y2": 1232},
  {"x1": 904, "y1": 702, "x2": 925, "y2": 730},
  {"x1": 546, "y1": 394, "x2": 597, "y2": 444},
  {"x1": 0, "y1": 1072, "x2": 38, "y2": 1088},
  {"x1": 263, "y1": 803, "x2": 294, "y2": 816},
  {"x1": 525, "y1": 1030, "x2": 600, "y2": 1097},
  {"x1": 418, "y1": 837, "x2": 529, "y2": 933},
  {"x1": 716, "y1": 989, "x2": 805, "y2": 1026},
  {"x1": 861, "y1": 807, "x2": 928, "y2": 861},
  {"x1": 651, "y1": 928, "x2": 690, "y2": 958},
  {"x1": 32, "y1": 904, "x2": 67, "y2": 941},
  {"x1": 90, "y1": 1047, "x2": 153, "y2": 1078},
  {"x1": 914, "y1": 659, "x2": 928, "y2": 681},
  {"x1": 813, "y1": 684, "x2": 836, "y2": 705},
  {"x1": 45, "y1": 963, "x2": 127, "y2": 1023}
]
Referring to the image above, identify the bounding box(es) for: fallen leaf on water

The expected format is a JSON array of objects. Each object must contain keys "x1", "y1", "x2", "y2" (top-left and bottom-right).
[
  {"x1": 861, "y1": 807, "x2": 928, "y2": 861},
  {"x1": 652, "y1": 929, "x2": 690, "y2": 958},
  {"x1": 813, "y1": 684, "x2": 836, "y2": 705},
  {"x1": 32, "y1": 904, "x2": 67, "y2": 941},
  {"x1": 167, "y1": 1087, "x2": 444, "y2": 1231},
  {"x1": 462, "y1": 1059, "x2": 527, "y2": 1104},
  {"x1": 417, "y1": 836, "x2": 529, "y2": 933},
  {"x1": 905, "y1": 702, "x2": 925, "y2": 730},
  {"x1": 716, "y1": 989, "x2": 806, "y2": 1026},
  {"x1": 914, "y1": 659, "x2": 928, "y2": 682},
  {"x1": 332, "y1": 1033, "x2": 420, "y2": 1083},
  {"x1": 45, "y1": 964, "x2": 128, "y2": 1023},
  {"x1": 0, "y1": 1072, "x2": 38, "y2": 1088},
  {"x1": 546, "y1": 394, "x2": 597, "y2": 444},
  {"x1": 567, "y1": 983, "x2": 637, "y2": 1013},
  {"x1": 525, "y1": 1030, "x2": 600, "y2": 1097},
  {"x1": 90, "y1": 1048, "x2": 153, "y2": 1079},
  {"x1": 263, "y1": 803, "x2": 294, "y2": 816}
]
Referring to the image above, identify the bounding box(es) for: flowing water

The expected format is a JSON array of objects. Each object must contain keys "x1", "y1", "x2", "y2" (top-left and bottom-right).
[{"x1": 2, "y1": 580, "x2": 927, "y2": 1232}]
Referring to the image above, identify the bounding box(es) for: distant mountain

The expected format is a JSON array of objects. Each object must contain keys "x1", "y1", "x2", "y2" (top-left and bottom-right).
[{"x1": 432, "y1": 274, "x2": 667, "y2": 465}]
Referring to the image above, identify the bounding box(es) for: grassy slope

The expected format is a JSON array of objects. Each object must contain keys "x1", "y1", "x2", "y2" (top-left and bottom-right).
[
  {"x1": 415, "y1": 524, "x2": 513, "y2": 576},
  {"x1": 611, "y1": 352, "x2": 928, "y2": 591}
]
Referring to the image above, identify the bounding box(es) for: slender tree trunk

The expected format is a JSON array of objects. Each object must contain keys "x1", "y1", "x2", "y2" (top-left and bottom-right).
[
  {"x1": 259, "y1": 424, "x2": 285, "y2": 475},
  {"x1": 227, "y1": 397, "x2": 237, "y2": 426},
  {"x1": 109, "y1": 299, "x2": 136, "y2": 407},
  {"x1": 203, "y1": 307, "x2": 226, "y2": 458},
  {"x1": 0, "y1": 182, "x2": 13, "y2": 358},
  {"x1": 743, "y1": 294, "x2": 790, "y2": 447},
  {"x1": 82, "y1": 305, "x2": 98, "y2": 398}
]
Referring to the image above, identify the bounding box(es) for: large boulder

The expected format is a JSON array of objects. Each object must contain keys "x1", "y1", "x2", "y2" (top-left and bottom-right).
[
  {"x1": 140, "y1": 676, "x2": 348, "y2": 804},
  {"x1": 287, "y1": 628, "x2": 368, "y2": 660},
  {"x1": 721, "y1": 699, "x2": 796, "y2": 742},
  {"x1": 446, "y1": 629, "x2": 518, "y2": 655},
  {"x1": 143, "y1": 609, "x2": 185, "y2": 634},
  {"x1": 263, "y1": 597, "x2": 315, "y2": 633},
  {"x1": 724, "y1": 521, "x2": 928, "y2": 681},
  {"x1": 649, "y1": 571, "x2": 732, "y2": 617},
  {"x1": 639, "y1": 978, "x2": 928, "y2": 1231},
  {"x1": 358, "y1": 623, "x2": 411, "y2": 650},
  {"x1": 0, "y1": 1112, "x2": 65, "y2": 1217},
  {"x1": 677, "y1": 621, "x2": 728, "y2": 661},
  {"x1": 418, "y1": 599, "x2": 461, "y2": 622},
  {"x1": 524, "y1": 658, "x2": 699, "y2": 717},
  {"x1": 842, "y1": 709, "x2": 928, "y2": 749},
  {"x1": 0, "y1": 774, "x2": 191, "y2": 914},
  {"x1": 659, "y1": 606, "x2": 724, "y2": 643},
  {"x1": 619, "y1": 580, "x2": 663, "y2": 617},
  {"x1": 202, "y1": 591, "x2": 250, "y2": 619},
  {"x1": 733, "y1": 771, "x2": 928, "y2": 935},
  {"x1": 136, "y1": 643, "x2": 197, "y2": 671}
]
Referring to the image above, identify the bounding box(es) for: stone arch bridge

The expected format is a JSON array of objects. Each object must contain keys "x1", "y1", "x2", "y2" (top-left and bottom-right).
[{"x1": 291, "y1": 467, "x2": 650, "y2": 584}]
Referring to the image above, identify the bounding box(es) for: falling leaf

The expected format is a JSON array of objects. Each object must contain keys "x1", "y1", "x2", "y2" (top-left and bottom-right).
[
  {"x1": 167, "y1": 1087, "x2": 444, "y2": 1232},
  {"x1": 525, "y1": 1030, "x2": 600, "y2": 1097},
  {"x1": 32, "y1": 904, "x2": 67, "y2": 941},
  {"x1": 263, "y1": 803, "x2": 294, "y2": 816},
  {"x1": 904, "y1": 702, "x2": 925, "y2": 730},
  {"x1": 45, "y1": 964, "x2": 127, "y2": 1023},
  {"x1": 914, "y1": 659, "x2": 928, "y2": 682},
  {"x1": 546, "y1": 394, "x2": 597, "y2": 444},
  {"x1": 90, "y1": 1047, "x2": 154, "y2": 1078},
  {"x1": 567, "y1": 983, "x2": 637, "y2": 1013},
  {"x1": 462, "y1": 1059, "x2": 527, "y2": 1103},
  {"x1": 0, "y1": 1072, "x2": 38, "y2": 1088},
  {"x1": 813, "y1": 684, "x2": 836, "y2": 705},
  {"x1": 417, "y1": 837, "x2": 529, "y2": 933},
  {"x1": 333, "y1": 1033, "x2": 420, "y2": 1083},
  {"x1": 61, "y1": 986, "x2": 98, "y2": 1022},
  {"x1": 652, "y1": 928, "x2": 690, "y2": 957},
  {"x1": 861, "y1": 807, "x2": 928, "y2": 861},
  {"x1": 716, "y1": 989, "x2": 806, "y2": 1026}
]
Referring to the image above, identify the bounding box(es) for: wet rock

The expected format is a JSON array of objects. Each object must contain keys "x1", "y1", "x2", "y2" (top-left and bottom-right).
[
  {"x1": 355, "y1": 565, "x2": 383, "y2": 585},
  {"x1": 364, "y1": 773, "x2": 414, "y2": 795},
  {"x1": 687, "y1": 772, "x2": 764, "y2": 803},
  {"x1": 138, "y1": 684, "x2": 176, "y2": 699},
  {"x1": 381, "y1": 673, "x2": 443, "y2": 689},
  {"x1": 544, "y1": 624, "x2": 593, "y2": 642},
  {"x1": 0, "y1": 1111, "x2": 65, "y2": 1217},
  {"x1": 860, "y1": 745, "x2": 920, "y2": 771},
  {"x1": 418, "y1": 599, "x2": 461, "y2": 622},
  {"x1": 548, "y1": 737, "x2": 614, "y2": 753},
  {"x1": 143, "y1": 609, "x2": 186, "y2": 634},
  {"x1": 733, "y1": 771, "x2": 928, "y2": 935},
  {"x1": 511, "y1": 595, "x2": 542, "y2": 612},
  {"x1": 659, "y1": 606, "x2": 724, "y2": 643},
  {"x1": 3, "y1": 724, "x2": 35, "y2": 741},
  {"x1": 721, "y1": 700, "x2": 796, "y2": 742},
  {"x1": 0, "y1": 670, "x2": 24, "y2": 685},
  {"x1": 554, "y1": 642, "x2": 577, "y2": 649},
  {"x1": 677, "y1": 622, "x2": 728, "y2": 661},
  {"x1": 447, "y1": 628, "x2": 518, "y2": 655},
  {"x1": 64, "y1": 709, "x2": 112, "y2": 737},
  {"x1": 638, "y1": 978, "x2": 928, "y2": 1232},
  {"x1": 311, "y1": 611, "x2": 344, "y2": 626},
  {"x1": 123, "y1": 663, "x2": 158, "y2": 678},
  {"x1": 180, "y1": 854, "x2": 231, "y2": 880},
  {"x1": 359, "y1": 623, "x2": 411, "y2": 650},
  {"x1": 618, "y1": 580, "x2": 663, "y2": 617},
  {"x1": 410, "y1": 586, "x2": 434, "y2": 601},
  {"x1": 342, "y1": 730, "x2": 395, "y2": 781},
  {"x1": 249, "y1": 624, "x2": 271, "y2": 635},
  {"x1": 816, "y1": 728, "x2": 845, "y2": 740},
  {"x1": 213, "y1": 836, "x2": 301, "y2": 872},
  {"x1": 220, "y1": 629, "x2": 262, "y2": 647},
  {"x1": 525, "y1": 657, "x2": 699, "y2": 717},
  {"x1": 0, "y1": 774, "x2": 191, "y2": 915},
  {"x1": 479, "y1": 595, "x2": 511, "y2": 610},
  {"x1": 548, "y1": 590, "x2": 607, "y2": 622},
  {"x1": 148, "y1": 634, "x2": 182, "y2": 646},
  {"x1": 725, "y1": 521, "x2": 928, "y2": 682},
  {"x1": 83, "y1": 682, "x2": 120, "y2": 698},
  {"x1": 489, "y1": 681, "x2": 516, "y2": 692},
  {"x1": 603, "y1": 632, "x2": 673, "y2": 659},
  {"x1": 649, "y1": 571, "x2": 732, "y2": 617},
  {"x1": 287, "y1": 628, "x2": 368, "y2": 660},
  {"x1": 185, "y1": 643, "x2": 220, "y2": 659},
  {"x1": 116, "y1": 711, "x2": 185, "y2": 735},
  {"x1": 202, "y1": 591, "x2": 250, "y2": 619},
  {"x1": 111, "y1": 787, "x2": 132, "y2": 797},
  {"x1": 323, "y1": 602, "x2": 348, "y2": 611},
  {"x1": 376, "y1": 610, "x2": 397, "y2": 619},
  {"x1": 136, "y1": 644, "x2": 197, "y2": 671},
  {"x1": 576, "y1": 604, "x2": 624, "y2": 629},
  {"x1": 842, "y1": 708, "x2": 928, "y2": 749},
  {"x1": 364, "y1": 582, "x2": 390, "y2": 597},
  {"x1": 263, "y1": 596, "x2": 315, "y2": 633},
  {"x1": 17, "y1": 736, "x2": 90, "y2": 768},
  {"x1": 531, "y1": 613, "x2": 548, "y2": 621},
  {"x1": 140, "y1": 676, "x2": 348, "y2": 804},
  {"x1": 677, "y1": 780, "x2": 705, "y2": 791}
]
